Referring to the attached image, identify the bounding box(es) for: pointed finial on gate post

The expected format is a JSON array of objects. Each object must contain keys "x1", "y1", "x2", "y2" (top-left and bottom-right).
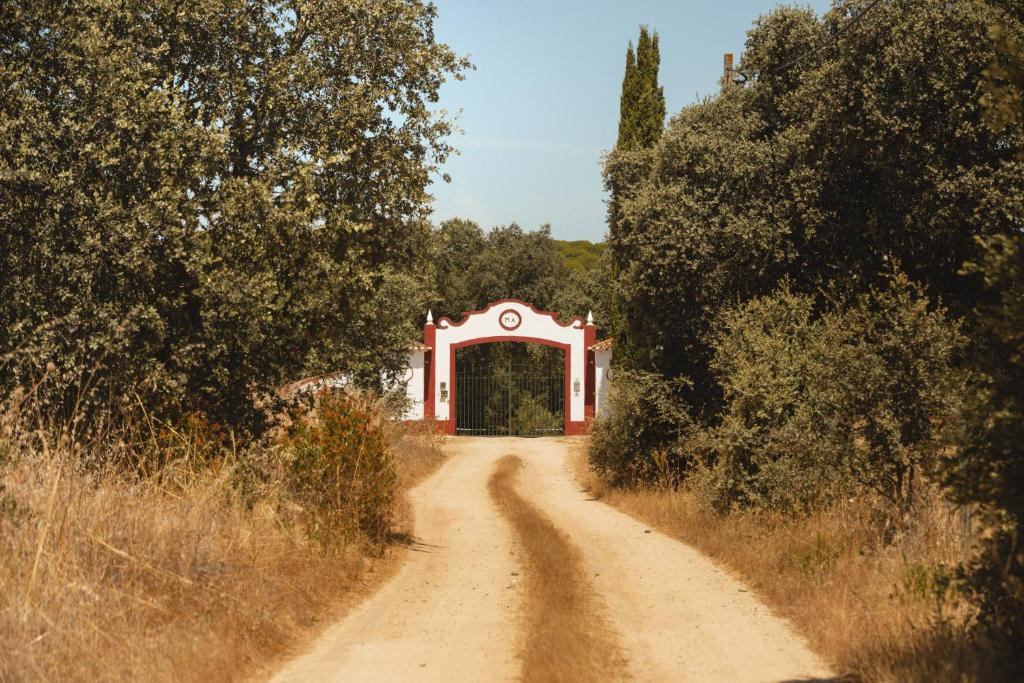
[
  {"x1": 426, "y1": 310, "x2": 434, "y2": 325},
  {"x1": 586, "y1": 310, "x2": 594, "y2": 326}
]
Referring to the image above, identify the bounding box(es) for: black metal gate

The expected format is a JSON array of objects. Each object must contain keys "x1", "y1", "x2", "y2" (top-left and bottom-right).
[{"x1": 455, "y1": 363, "x2": 565, "y2": 436}]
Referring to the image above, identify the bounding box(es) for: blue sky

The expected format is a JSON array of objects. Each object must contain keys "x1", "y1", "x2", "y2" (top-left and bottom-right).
[{"x1": 428, "y1": 0, "x2": 832, "y2": 242}]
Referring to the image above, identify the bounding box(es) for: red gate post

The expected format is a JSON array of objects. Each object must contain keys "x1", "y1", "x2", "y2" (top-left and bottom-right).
[{"x1": 584, "y1": 311, "x2": 596, "y2": 427}]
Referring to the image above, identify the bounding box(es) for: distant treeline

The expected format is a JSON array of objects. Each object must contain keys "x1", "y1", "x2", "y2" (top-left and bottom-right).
[
  {"x1": 553, "y1": 240, "x2": 606, "y2": 273},
  {"x1": 426, "y1": 220, "x2": 608, "y2": 331}
]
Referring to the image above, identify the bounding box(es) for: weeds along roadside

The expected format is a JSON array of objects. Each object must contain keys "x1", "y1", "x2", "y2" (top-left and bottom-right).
[
  {"x1": 571, "y1": 445, "x2": 1007, "y2": 682},
  {"x1": 0, "y1": 388, "x2": 446, "y2": 683}
]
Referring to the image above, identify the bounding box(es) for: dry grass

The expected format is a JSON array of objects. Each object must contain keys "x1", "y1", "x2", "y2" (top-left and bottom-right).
[
  {"x1": 393, "y1": 422, "x2": 448, "y2": 490},
  {"x1": 0, "y1": 421, "x2": 446, "y2": 683},
  {"x1": 569, "y1": 445, "x2": 1001, "y2": 682},
  {"x1": 488, "y1": 455, "x2": 627, "y2": 682}
]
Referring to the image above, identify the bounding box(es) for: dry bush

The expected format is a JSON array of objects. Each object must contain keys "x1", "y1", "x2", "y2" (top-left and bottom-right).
[
  {"x1": 574, "y1": 444, "x2": 1004, "y2": 681},
  {"x1": 391, "y1": 420, "x2": 448, "y2": 489},
  {"x1": 0, "y1": 394, "x2": 445, "y2": 682},
  {"x1": 281, "y1": 391, "x2": 398, "y2": 548}
]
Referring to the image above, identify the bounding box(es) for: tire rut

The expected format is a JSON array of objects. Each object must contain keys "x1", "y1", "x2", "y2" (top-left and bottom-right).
[{"x1": 488, "y1": 455, "x2": 629, "y2": 682}]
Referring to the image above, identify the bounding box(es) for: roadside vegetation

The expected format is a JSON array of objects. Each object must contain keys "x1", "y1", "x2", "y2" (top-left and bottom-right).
[
  {"x1": 0, "y1": 2, "x2": 454, "y2": 679},
  {"x1": 594, "y1": 4, "x2": 1024, "y2": 680},
  {"x1": 577, "y1": 448, "x2": 990, "y2": 680},
  {"x1": 0, "y1": 391, "x2": 445, "y2": 681}
]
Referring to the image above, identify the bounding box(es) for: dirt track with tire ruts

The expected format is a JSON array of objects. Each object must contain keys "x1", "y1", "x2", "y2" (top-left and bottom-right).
[{"x1": 269, "y1": 437, "x2": 832, "y2": 683}]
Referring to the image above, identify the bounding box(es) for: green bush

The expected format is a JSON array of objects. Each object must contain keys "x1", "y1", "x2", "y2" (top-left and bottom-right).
[
  {"x1": 588, "y1": 370, "x2": 692, "y2": 487},
  {"x1": 283, "y1": 391, "x2": 398, "y2": 549},
  {"x1": 692, "y1": 272, "x2": 966, "y2": 515},
  {"x1": 512, "y1": 395, "x2": 562, "y2": 436},
  {"x1": 689, "y1": 285, "x2": 843, "y2": 512},
  {"x1": 941, "y1": 234, "x2": 1024, "y2": 650},
  {"x1": 813, "y1": 272, "x2": 968, "y2": 513}
]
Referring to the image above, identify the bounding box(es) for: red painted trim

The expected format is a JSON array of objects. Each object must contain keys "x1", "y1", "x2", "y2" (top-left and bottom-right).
[
  {"x1": 584, "y1": 350, "x2": 595, "y2": 421},
  {"x1": 498, "y1": 308, "x2": 523, "y2": 331},
  {"x1": 566, "y1": 420, "x2": 589, "y2": 436},
  {"x1": 448, "y1": 335, "x2": 573, "y2": 436},
  {"x1": 436, "y1": 298, "x2": 585, "y2": 331},
  {"x1": 423, "y1": 323, "x2": 435, "y2": 420}
]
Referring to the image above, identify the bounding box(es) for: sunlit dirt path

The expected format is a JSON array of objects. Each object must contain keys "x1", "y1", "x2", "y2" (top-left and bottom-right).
[{"x1": 269, "y1": 437, "x2": 833, "y2": 683}]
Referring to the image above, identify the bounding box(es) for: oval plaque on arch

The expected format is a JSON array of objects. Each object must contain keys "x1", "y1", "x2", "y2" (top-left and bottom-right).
[{"x1": 498, "y1": 309, "x2": 522, "y2": 331}]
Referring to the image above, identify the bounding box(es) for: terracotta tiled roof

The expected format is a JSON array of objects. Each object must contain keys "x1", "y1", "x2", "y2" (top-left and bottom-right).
[{"x1": 590, "y1": 338, "x2": 612, "y2": 351}]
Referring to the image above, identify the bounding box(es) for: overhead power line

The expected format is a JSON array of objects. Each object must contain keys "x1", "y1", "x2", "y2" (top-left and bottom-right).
[
  {"x1": 771, "y1": 0, "x2": 885, "y2": 74},
  {"x1": 734, "y1": 0, "x2": 887, "y2": 83}
]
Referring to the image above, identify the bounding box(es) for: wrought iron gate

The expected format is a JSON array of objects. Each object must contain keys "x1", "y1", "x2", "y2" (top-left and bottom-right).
[{"x1": 455, "y1": 363, "x2": 565, "y2": 436}]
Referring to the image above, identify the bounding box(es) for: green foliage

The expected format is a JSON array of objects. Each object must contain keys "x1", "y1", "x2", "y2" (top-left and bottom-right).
[
  {"x1": 0, "y1": 0, "x2": 467, "y2": 431},
  {"x1": 941, "y1": 233, "x2": 1024, "y2": 646},
  {"x1": 428, "y1": 220, "x2": 567, "y2": 320},
  {"x1": 512, "y1": 395, "x2": 562, "y2": 435},
  {"x1": 942, "y1": 21, "x2": 1023, "y2": 649},
  {"x1": 588, "y1": 370, "x2": 692, "y2": 487},
  {"x1": 814, "y1": 273, "x2": 968, "y2": 511},
  {"x1": 982, "y1": 20, "x2": 1024, "y2": 138},
  {"x1": 603, "y1": 0, "x2": 1023, "y2": 453},
  {"x1": 428, "y1": 219, "x2": 612, "y2": 331},
  {"x1": 690, "y1": 285, "x2": 838, "y2": 513},
  {"x1": 283, "y1": 391, "x2": 398, "y2": 549},
  {"x1": 550, "y1": 247, "x2": 613, "y2": 339},
  {"x1": 692, "y1": 274, "x2": 966, "y2": 514},
  {"x1": 616, "y1": 27, "x2": 665, "y2": 151},
  {"x1": 596, "y1": 0, "x2": 1024, "y2": 664},
  {"x1": 552, "y1": 240, "x2": 606, "y2": 272}
]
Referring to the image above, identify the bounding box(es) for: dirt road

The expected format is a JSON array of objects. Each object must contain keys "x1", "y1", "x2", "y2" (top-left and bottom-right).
[{"x1": 269, "y1": 437, "x2": 833, "y2": 683}]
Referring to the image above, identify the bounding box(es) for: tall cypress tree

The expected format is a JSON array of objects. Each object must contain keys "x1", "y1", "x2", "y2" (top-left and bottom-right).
[
  {"x1": 636, "y1": 28, "x2": 666, "y2": 147},
  {"x1": 610, "y1": 26, "x2": 666, "y2": 371},
  {"x1": 616, "y1": 26, "x2": 665, "y2": 151},
  {"x1": 616, "y1": 43, "x2": 639, "y2": 149}
]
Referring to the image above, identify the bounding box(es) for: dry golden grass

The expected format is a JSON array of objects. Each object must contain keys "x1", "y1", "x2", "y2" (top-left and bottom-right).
[
  {"x1": 569, "y1": 445, "x2": 1001, "y2": 682},
  {"x1": 488, "y1": 455, "x2": 627, "y2": 682},
  {"x1": 393, "y1": 422, "x2": 448, "y2": 490},
  {"x1": 0, "y1": 423, "x2": 446, "y2": 683}
]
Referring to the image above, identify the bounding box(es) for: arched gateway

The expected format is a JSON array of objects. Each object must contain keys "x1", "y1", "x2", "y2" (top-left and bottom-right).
[{"x1": 402, "y1": 300, "x2": 612, "y2": 436}]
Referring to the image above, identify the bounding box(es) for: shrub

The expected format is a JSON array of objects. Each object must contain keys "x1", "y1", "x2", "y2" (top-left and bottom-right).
[
  {"x1": 588, "y1": 370, "x2": 692, "y2": 487},
  {"x1": 512, "y1": 395, "x2": 562, "y2": 435},
  {"x1": 691, "y1": 285, "x2": 841, "y2": 512},
  {"x1": 940, "y1": 234, "x2": 1024, "y2": 653},
  {"x1": 813, "y1": 273, "x2": 967, "y2": 513},
  {"x1": 692, "y1": 272, "x2": 966, "y2": 515},
  {"x1": 283, "y1": 391, "x2": 398, "y2": 549}
]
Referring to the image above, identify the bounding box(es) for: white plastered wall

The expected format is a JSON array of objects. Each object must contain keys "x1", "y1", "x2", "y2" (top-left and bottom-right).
[
  {"x1": 402, "y1": 349, "x2": 426, "y2": 420},
  {"x1": 594, "y1": 348, "x2": 612, "y2": 418}
]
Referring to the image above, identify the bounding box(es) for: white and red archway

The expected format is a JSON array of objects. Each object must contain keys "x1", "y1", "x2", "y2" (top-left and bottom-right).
[{"x1": 415, "y1": 299, "x2": 597, "y2": 435}]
